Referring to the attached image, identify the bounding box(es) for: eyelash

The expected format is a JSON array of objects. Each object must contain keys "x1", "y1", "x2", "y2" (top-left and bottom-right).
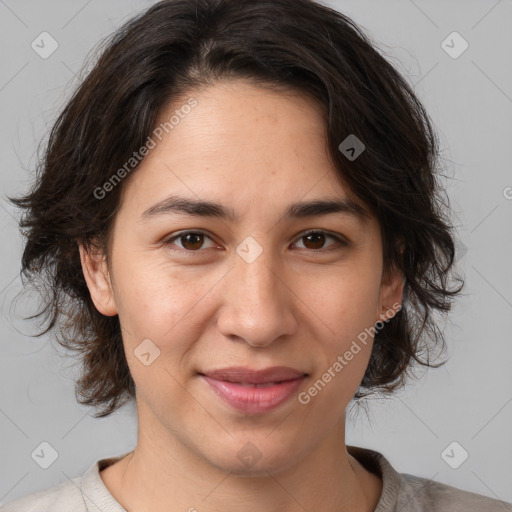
[{"x1": 162, "y1": 229, "x2": 349, "y2": 255}]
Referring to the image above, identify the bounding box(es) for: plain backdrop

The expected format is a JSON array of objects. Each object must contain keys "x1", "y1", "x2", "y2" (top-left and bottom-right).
[{"x1": 0, "y1": 0, "x2": 511, "y2": 506}]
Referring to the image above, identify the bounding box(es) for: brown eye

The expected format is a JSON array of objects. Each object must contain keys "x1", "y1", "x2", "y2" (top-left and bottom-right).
[
  {"x1": 179, "y1": 233, "x2": 204, "y2": 250},
  {"x1": 302, "y1": 232, "x2": 327, "y2": 250},
  {"x1": 164, "y1": 231, "x2": 216, "y2": 252},
  {"x1": 294, "y1": 230, "x2": 347, "y2": 252}
]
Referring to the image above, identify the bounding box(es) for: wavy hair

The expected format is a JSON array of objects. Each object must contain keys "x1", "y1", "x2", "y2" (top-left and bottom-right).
[{"x1": 9, "y1": 0, "x2": 464, "y2": 418}]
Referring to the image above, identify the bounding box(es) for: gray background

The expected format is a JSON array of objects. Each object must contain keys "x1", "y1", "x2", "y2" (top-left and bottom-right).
[{"x1": 0, "y1": 0, "x2": 511, "y2": 506}]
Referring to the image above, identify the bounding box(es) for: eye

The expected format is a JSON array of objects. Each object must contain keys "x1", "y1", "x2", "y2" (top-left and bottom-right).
[
  {"x1": 163, "y1": 231, "x2": 217, "y2": 252},
  {"x1": 292, "y1": 230, "x2": 348, "y2": 253},
  {"x1": 162, "y1": 229, "x2": 348, "y2": 254}
]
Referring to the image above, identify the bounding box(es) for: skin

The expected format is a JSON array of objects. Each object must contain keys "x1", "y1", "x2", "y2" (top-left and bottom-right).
[{"x1": 79, "y1": 79, "x2": 404, "y2": 512}]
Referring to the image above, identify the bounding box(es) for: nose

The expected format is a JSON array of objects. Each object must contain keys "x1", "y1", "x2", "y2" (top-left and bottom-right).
[{"x1": 216, "y1": 244, "x2": 298, "y2": 348}]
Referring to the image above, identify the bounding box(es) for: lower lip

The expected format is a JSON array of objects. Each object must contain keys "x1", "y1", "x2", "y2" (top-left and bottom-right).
[{"x1": 201, "y1": 375, "x2": 306, "y2": 414}]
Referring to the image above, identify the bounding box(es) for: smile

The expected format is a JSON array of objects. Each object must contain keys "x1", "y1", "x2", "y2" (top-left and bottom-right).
[{"x1": 200, "y1": 375, "x2": 307, "y2": 414}]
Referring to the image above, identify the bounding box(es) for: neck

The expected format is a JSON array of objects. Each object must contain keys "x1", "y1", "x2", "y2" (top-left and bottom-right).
[{"x1": 100, "y1": 404, "x2": 381, "y2": 512}]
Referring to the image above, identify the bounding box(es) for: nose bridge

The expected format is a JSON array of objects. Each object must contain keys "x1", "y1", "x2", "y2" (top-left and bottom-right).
[
  {"x1": 238, "y1": 245, "x2": 279, "y2": 305},
  {"x1": 217, "y1": 236, "x2": 297, "y2": 346}
]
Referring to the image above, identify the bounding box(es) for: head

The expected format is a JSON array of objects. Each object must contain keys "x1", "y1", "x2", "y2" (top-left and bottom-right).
[{"x1": 10, "y1": 0, "x2": 463, "y2": 472}]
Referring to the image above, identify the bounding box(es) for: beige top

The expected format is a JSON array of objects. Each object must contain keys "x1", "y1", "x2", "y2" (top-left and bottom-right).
[{"x1": 2, "y1": 445, "x2": 511, "y2": 511}]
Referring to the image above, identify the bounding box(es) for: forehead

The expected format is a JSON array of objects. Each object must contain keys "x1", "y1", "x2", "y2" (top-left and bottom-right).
[
  {"x1": 118, "y1": 80, "x2": 373, "y2": 226},
  {"x1": 154, "y1": 80, "x2": 328, "y2": 153}
]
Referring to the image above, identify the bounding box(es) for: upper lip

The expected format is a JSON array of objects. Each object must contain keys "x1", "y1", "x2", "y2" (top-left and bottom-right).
[{"x1": 200, "y1": 366, "x2": 307, "y2": 384}]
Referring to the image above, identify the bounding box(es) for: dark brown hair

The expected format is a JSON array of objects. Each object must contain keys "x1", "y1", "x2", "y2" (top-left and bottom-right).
[{"x1": 9, "y1": 0, "x2": 464, "y2": 418}]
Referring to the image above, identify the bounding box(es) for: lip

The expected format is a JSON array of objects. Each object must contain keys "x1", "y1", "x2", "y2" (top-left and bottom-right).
[{"x1": 199, "y1": 366, "x2": 308, "y2": 414}]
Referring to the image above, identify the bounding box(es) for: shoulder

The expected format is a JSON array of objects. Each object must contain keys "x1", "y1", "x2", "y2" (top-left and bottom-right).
[
  {"x1": 346, "y1": 445, "x2": 512, "y2": 512},
  {"x1": 1, "y1": 477, "x2": 85, "y2": 512},
  {"x1": 1, "y1": 453, "x2": 130, "y2": 512},
  {"x1": 398, "y1": 472, "x2": 512, "y2": 512}
]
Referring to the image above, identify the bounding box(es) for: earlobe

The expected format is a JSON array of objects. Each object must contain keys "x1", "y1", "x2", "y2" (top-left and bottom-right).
[{"x1": 78, "y1": 242, "x2": 118, "y2": 316}]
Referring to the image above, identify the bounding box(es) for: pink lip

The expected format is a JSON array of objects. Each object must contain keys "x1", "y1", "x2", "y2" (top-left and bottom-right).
[{"x1": 199, "y1": 366, "x2": 307, "y2": 414}]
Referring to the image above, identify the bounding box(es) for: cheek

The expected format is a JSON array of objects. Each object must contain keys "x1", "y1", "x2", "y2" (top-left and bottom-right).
[
  {"x1": 116, "y1": 264, "x2": 208, "y2": 406},
  {"x1": 305, "y1": 263, "x2": 381, "y2": 333},
  {"x1": 113, "y1": 253, "x2": 200, "y2": 325},
  {"x1": 113, "y1": 258, "x2": 224, "y2": 374},
  {"x1": 301, "y1": 285, "x2": 378, "y2": 413},
  {"x1": 301, "y1": 268, "x2": 381, "y2": 398}
]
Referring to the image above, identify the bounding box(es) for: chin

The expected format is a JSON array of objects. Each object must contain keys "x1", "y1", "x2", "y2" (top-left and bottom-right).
[{"x1": 203, "y1": 437, "x2": 303, "y2": 477}]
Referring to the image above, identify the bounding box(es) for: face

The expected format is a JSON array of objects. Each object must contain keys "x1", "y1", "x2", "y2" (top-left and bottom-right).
[{"x1": 80, "y1": 80, "x2": 403, "y2": 475}]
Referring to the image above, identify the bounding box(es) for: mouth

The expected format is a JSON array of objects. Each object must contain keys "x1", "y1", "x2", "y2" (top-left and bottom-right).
[{"x1": 198, "y1": 366, "x2": 308, "y2": 414}]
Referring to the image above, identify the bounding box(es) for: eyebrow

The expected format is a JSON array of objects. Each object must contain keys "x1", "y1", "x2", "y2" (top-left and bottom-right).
[{"x1": 141, "y1": 194, "x2": 370, "y2": 224}]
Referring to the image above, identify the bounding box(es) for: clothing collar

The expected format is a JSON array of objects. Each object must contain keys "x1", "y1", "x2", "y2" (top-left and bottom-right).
[{"x1": 80, "y1": 446, "x2": 401, "y2": 511}]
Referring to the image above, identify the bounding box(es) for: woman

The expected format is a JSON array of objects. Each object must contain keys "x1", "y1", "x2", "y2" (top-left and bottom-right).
[{"x1": 4, "y1": 0, "x2": 510, "y2": 510}]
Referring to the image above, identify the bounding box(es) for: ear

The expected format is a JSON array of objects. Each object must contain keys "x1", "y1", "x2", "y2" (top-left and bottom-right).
[
  {"x1": 78, "y1": 241, "x2": 118, "y2": 316},
  {"x1": 376, "y1": 245, "x2": 405, "y2": 324}
]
